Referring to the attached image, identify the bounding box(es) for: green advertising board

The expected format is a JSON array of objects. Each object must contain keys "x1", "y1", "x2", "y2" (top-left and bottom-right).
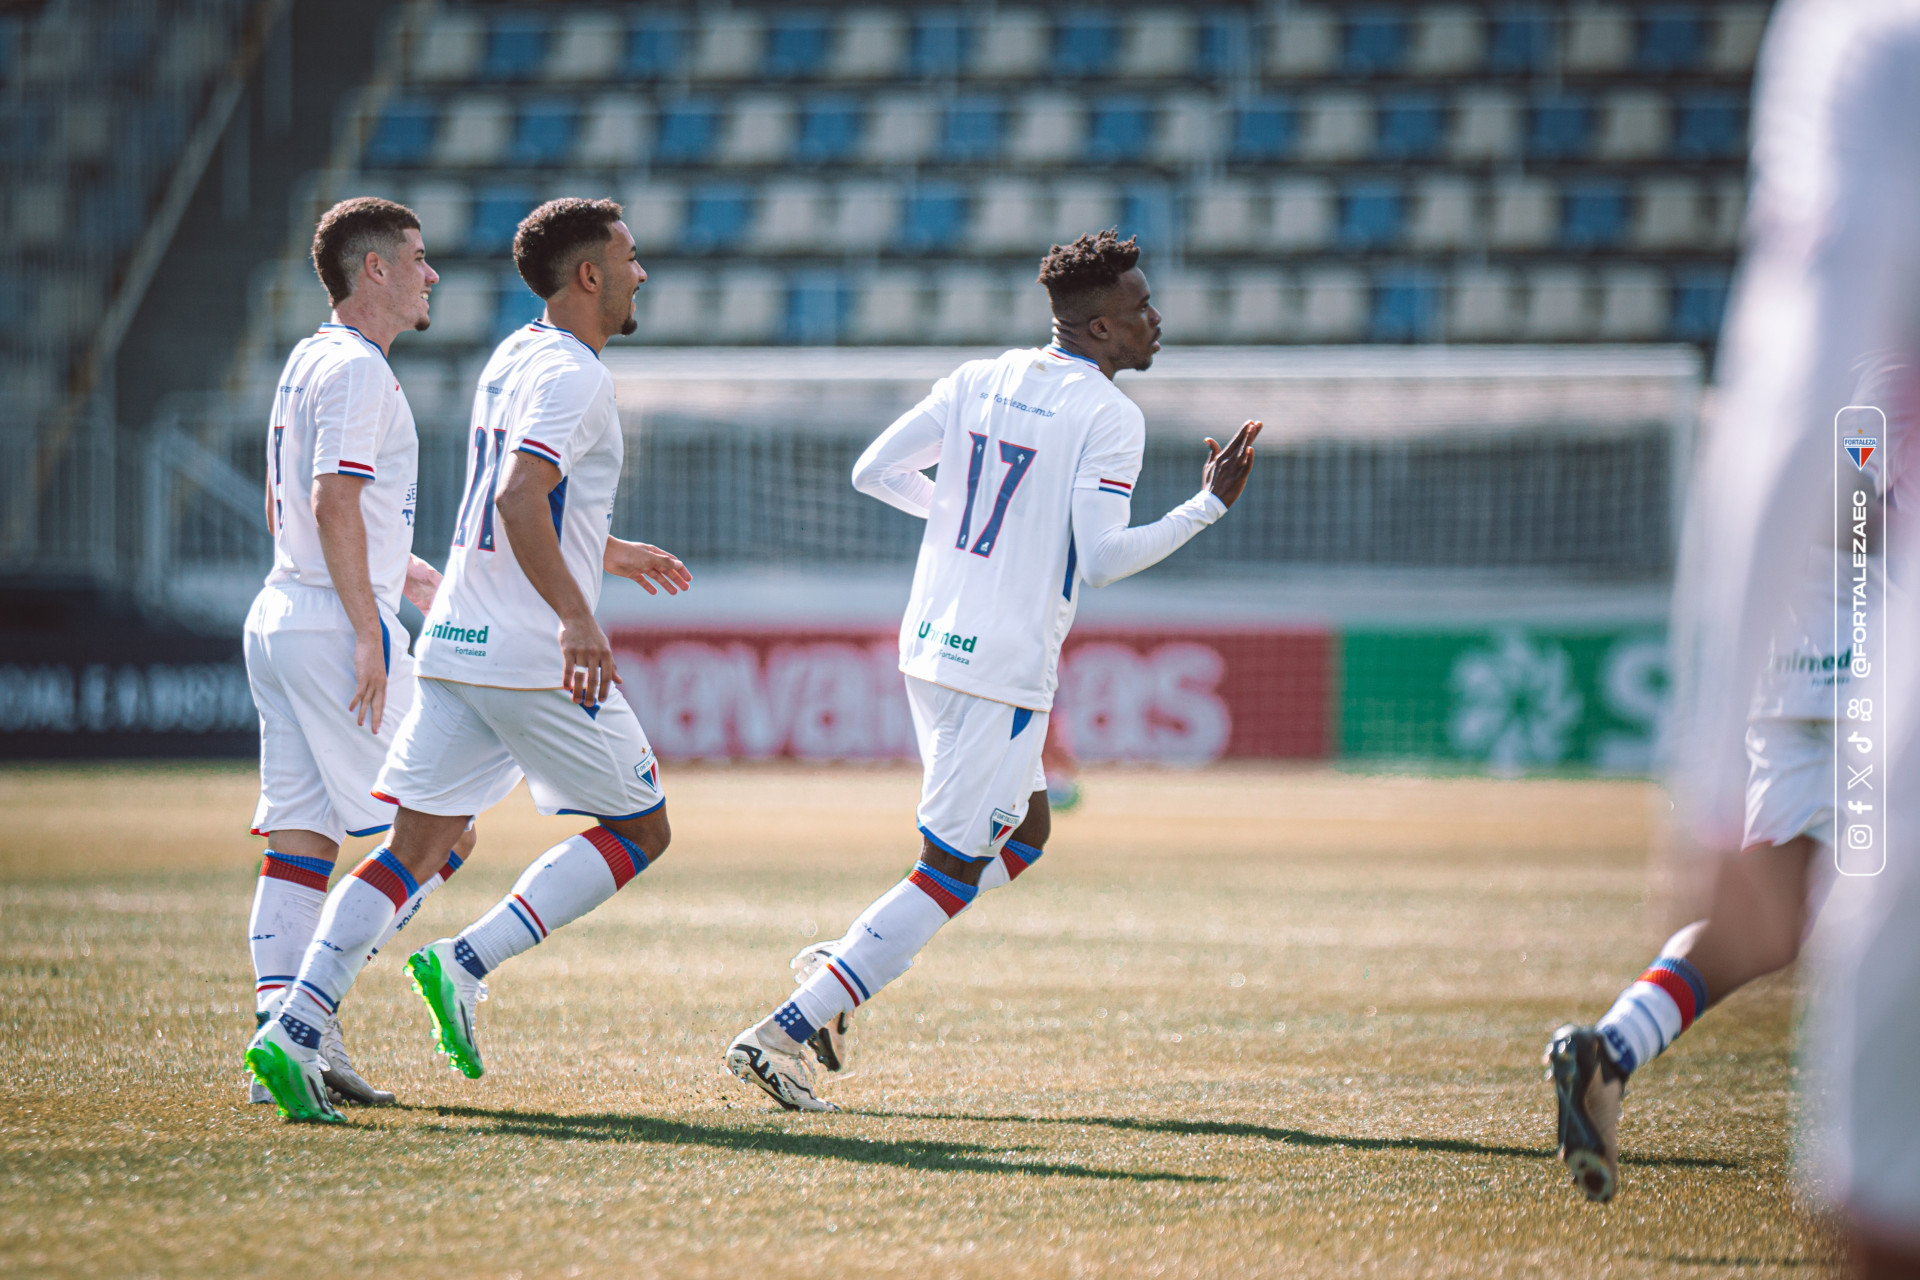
[{"x1": 1339, "y1": 628, "x2": 1668, "y2": 773}]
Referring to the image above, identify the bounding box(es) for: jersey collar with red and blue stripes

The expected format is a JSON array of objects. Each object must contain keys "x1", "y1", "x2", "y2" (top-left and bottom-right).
[
  {"x1": 530, "y1": 319, "x2": 596, "y2": 356},
  {"x1": 318, "y1": 321, "x2": 387, "y2": 358},
  {"x1": 1044, "y1": 342, "x2": 1100, "y2": 370}
]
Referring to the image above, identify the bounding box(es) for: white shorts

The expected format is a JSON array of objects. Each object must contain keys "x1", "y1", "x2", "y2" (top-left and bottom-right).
[
  {"x1": 245, "y1": 583, "x2": 416, "y2": 844},
  {"x1": 1742, "y1": 717, "x2": 1835, "y2": 850},
  {"x1": 907, "y1": 675, "x2": 1048, "y2": 863},
  {"x1": 375, "y1": 678, "x2": 658, "y2": 821}
]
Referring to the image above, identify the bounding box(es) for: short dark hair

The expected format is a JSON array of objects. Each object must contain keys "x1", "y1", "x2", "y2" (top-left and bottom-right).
[
  {"x1": 311, "y1": 197, "x2": 421, "y2": 306},
  {"x1": 1037, "y1": 229, "x2": 1142, "y2": 324},
  {"x1": 514, "y1": 198, "x2": 624, "y2": 299}
]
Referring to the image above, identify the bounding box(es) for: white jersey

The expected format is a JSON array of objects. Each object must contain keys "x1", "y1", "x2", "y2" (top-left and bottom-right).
[
  {"x1": 263, "y1": 323, "x2": 418, "y2": 615},
  {"x1": 891, "y1": 346, "x2": 1146, "y2": 710},
  {"x1": 417, "y1": 321, "x2": 622, "y2": 690}
]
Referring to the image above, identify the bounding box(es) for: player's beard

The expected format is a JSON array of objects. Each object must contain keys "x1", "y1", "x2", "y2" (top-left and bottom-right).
[
  {"x1": 414, "y1": 315, "x2": 431, "y2": 332},
  {"x1": 619, "y1": 314, "x2": 637, "y2": 336}
]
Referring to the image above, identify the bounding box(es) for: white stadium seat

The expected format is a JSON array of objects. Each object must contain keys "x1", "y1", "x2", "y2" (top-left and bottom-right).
[
  {"x1": 1006, "y1": 91, "x2": 1086, "y2": 165},
  {"x1": 1593, "y1": 90, "x2": 1670, "y2": 161},
  {"x1": 1524, "y1": 267, "x2": 1593, "y2": 339},
  {"x1": 1405, "y1": 175, "x2": 1479, "y2": 250},
  {"x1": 1596, "y1": 267, "x2": 1669, "y2": 339},
  {"x1": 1710, "y1": 176, "x2": 1746, "y2": 249},
  {"x1": 1297, "y1": 268, "x2": 1366, "y2": 341},
  {"x1": 1117, "y1": 10, "x2": 1195, "y2": 78},
  {"x1": 1408, "y1": 6, "x2": 1484, "y2": 75},
  {"x1": 434, "y1": 96, "x2": 510, "y2": 168},
  {"x1": 827, "y1": 180, "x2": 901, "y2": 252},
  {"x1": 1297, "y1": 91, "x2": 1374, "y2": 162},
  {"x1": 718, "y1": 94, "x2": 796, "y2": 166},
  {"x1": 406, "y1": 179, "x2": 470, "y2": 254},
  {"x1": 1221, "y1": 269, "x2": 1293, "y2": 342},
  {"x1": 1151, "y1": 269, "x2": 1220, "y2": 342},
  {"x1": 638, "y1": 269, "x2": 713, "y2": 343},
  {"x1": 1563, "y1": 5, "x2": 1634, "y2": 74},
  {"x1": 1446, "y1": 267, "x2": 1519, "y2": 340},
  {"x1": 714, "y1": 269, "x2": 784, "y2": 343},
  {"x1": 847, "y1": 270, "x2": 928, "y2": 343},
  {"x1": 1267, "y1": 6, "x2": 1338, "y2": 76},
  {"x1": 1449, "y1": 88, "x2": 1521, "y2": 162},
  {"x1": 1186, "y1": 178, "x2": 1264, "y2": 253},
  {"x1": 622, "y1": 181, "x2": 685, "y2": 254},
  {"x1": 411, "y1": 268, "x2": 491, "y2": 345},
  {"x1": 1006, "y1": 267, "x2": 1054, "y2": 338},
  {"x1": 1049, "y1": 179, "x2": 1119, "y2": 245},
  {"x1": 974, "y1": 10, "x2": 1049, "y2": 78},
  {"x1": 832, "y1": 10, "x2": 908, "y2": 79},
  {"x1": 543, "y1": 12, "x2": 622, "y2": 82},
  {"x1": 411, "y1": 11, "x2": 483, "y2": 83},
  {"x1": 693, "y1": 11, "x2": 763, "y2": 79},
  {"x1": 929, "y1": 269, "x2": 1004, "y2": 343},
  {"x1": 576, "y1": 94, "x2": 651, "y2": 168},
  {"x1": 1629, "y1": 177, "x2": 1704, "y2": 249},
  {"x1": 1709, "y1": 5, "x2": 1770, "y2": 73},
  {"x1": 390, "y1": 357, "x2": 458, "y2": 419},
  {"x1": 752, "y1": 179, "x2": 831, "y2": 253},
  {"x1": 1268, "y1": 177, "x2": 1334, "y2": 252},
  {"x1": 1489, "y1": 177, "x2": 1558, "y2": 250},
  {"x1": 1154, "y1": 93, "x2": 1222, "y2": 166},
  {"x1": 863, "y1": 92, "x2": 938, "y2": 165},
  {"x1": 971, "y1": 178, "x2": 1048, "y2": 253}
]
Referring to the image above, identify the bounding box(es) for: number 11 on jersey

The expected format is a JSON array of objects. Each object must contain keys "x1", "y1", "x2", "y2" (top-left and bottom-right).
[{"x1": 955, "y1": 432, "x2": 1037, "y2": 558}]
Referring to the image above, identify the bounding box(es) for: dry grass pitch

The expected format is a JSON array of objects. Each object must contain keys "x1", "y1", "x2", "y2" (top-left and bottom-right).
[{"x1": 1, "y1": 763, "x2": 1836, "y2": 1278}]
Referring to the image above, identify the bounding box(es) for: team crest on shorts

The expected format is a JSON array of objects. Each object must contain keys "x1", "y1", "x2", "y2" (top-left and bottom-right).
[
  {"x1": 634, "y1": 752, "x2": 659, "y2": 791},
  {"x1": 1845, "y1": 436, "x2": 1878, "y2": 468},
  {"x1": 989, "y1": 807, "x2": 1020, "y2": 845}
]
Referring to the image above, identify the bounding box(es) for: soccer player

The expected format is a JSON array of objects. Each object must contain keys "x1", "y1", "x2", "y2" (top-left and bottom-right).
[
  {"x1": 243, "y1": 197, "x2": 476, "y2": 1109},
  {"x1": 244, "y1": 197, "x2": 689, "y2": 1123},
  {"x1": 724, "y1": 231, "x2": 1261, "y2": 1111}
]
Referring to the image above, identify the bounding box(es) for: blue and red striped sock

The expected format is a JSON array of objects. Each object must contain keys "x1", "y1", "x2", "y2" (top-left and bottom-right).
[
  {"x1": 280, "y1": 848, "x2": 416, "y2": 1031},
  {"x1": 1596, "y1": 955, "x2": 1710, "y2": 1073},
  {"x1": 455, "y1": 827, "x2": 649, "y2": 977},
  {"x1": 249, "y1": 850, "x2": 334, "y2": 1015}
]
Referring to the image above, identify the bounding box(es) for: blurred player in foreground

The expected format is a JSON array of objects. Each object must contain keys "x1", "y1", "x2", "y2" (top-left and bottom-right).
[
  {"x1": 242, "y1": 198, "x2": 473, "y2": 1111},
  {"x1": 1549, "y1": 3, "x2": 1920, "y2": 1267},
  {"x1": 725, "y1": 231, "x2": 1261, "y2": 1110},
  {"x1": 246, "y1": 198, "x2": 690, "y2": 1122}
]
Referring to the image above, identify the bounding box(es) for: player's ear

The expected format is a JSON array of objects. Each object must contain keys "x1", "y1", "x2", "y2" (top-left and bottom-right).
[
  {"x1": 1086, "y1": 314, "x2": 1111, "y2": 343},
  {"x1": 361, "y1": 249, "x2": 385, "y2": 286}
]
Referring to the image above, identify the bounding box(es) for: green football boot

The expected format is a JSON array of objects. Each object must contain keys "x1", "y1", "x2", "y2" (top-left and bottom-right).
[{"x1": 407, "y1": 939, "x2": 486, "y2": 1079}]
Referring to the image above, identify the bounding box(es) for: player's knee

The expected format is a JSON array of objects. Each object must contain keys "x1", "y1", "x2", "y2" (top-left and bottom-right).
[
  {"x1": 452, "y1": 825, "x2": 479, "y2": 859},
  {"x1": 606, "y1": 809, "x2": 670, "y2": 863}
]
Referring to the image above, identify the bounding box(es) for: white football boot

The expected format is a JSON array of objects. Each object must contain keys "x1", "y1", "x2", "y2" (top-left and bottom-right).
[
  {"x1": 726, "y1": 1025, "x2": 838, "y2": 1112},
  {"x1": 244, "y1": 1014, "x2": 342, "y2": 1124},
  {"x1": 319, "y1": 1019, "x2": 396, "y2": 1106},
  {"x1": 790, "y1": 943, "x2": 854, "y2": 1074}
]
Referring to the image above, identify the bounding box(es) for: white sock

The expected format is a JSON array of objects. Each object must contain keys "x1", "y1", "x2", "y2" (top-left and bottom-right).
[
  {"x1": 277, "y1": 849, "x2": 418, "y2": 1046},
  {"x1": 249, "y1": 850, "x2": 334, "y2": 1015},
  {"x1": 1595, "y1": 956, "x2": 1709, "y2": 1073},
  {"x1": 455, "y1": 827, "x2": 650, "y2": 977},
  {"x1": 769, "y1": 861, "x2": 976, "y2": 1046},
  {"x1": 365, "y1": 849, "x2": 464, "y2": 966}
]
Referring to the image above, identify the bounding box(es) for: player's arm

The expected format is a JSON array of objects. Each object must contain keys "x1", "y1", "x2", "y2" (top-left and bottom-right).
[
  {"x1": 1073, "y1": 420, "x2": 1261, "y2": 588},
  {"x1": 852, "y1": 390, "x2": 948, "y2": 518},
  {"x1": 403, "y1": 555, "x2": 443, "y2": 612},
  {"x1": 311, "y1": 474, "x2": 389, "y2": 733},
  {"x1": 493, "y1": 450, "x2": 615, "y2": 705}
]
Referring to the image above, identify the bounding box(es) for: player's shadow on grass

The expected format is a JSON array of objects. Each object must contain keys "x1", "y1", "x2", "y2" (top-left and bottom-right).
[
  {"x1": 871, "y1": 1111, "x2": 1740, "y2": 1171},
  {"x1": 426, "y1": 1105, "x2": 1218, "y2": 1184}
]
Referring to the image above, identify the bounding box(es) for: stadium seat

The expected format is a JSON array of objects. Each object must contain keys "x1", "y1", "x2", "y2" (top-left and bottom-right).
[
  {"x1": 1405, "y1": 175, "x2": 1478, "y2": 249},
  {"x1": 1339, "y1": 182, "x2": 1403, "y2": 249},
  {"x1": 898, "y1": 183, "x2": 970, "y2": 252},
  {"x1": 864, "y1": 92, "x2": 938, "y2": 164},
  {"x1": 622, "y1": 181, "x2": 685, "y2": 253},
  {"x1": 1150, "y1": 269, "x2": 1220, "y2": 341},
  {"x1": 928, "y1": 269, "x2": 1003, "y2": 343},
  {"x1": 576, "y1": 94, "x2": 650, "y2": 167},
  {"x1": 970, "y1": 177, "x2": 1047, "y2": 253},
  {"x1": 1006, "y1": 266, "x2": 1054, "y2": 337},
  {"x1": 794, "y1": 95, "x2": 865, "y2": 163},
  {"x1": 1342, "y1": 10, "x2": 1407, "y2": 74},
  {"x1": 1268, "y1": 6, "x2": 1339, "y2": 76},
  {"x1": 58, "y1": 100, "x2": 112, "y2": 167},
  {"x1": 638, "y1": 269, "x2": 712, "y2": 344},
  {"x1": 505, "y1": 100, "x2": 575, "y2": 167},
  {"x1": 8, "y1": 180, "x2": 65, "y2": 251},
  {"x1": 1486, "y1": 8, "x2": 1554, "y2": 74},
  {"x1": 1524, "y1": 267, "x2": 1593, "y2": 339},
  {"x1": 1155, "y1": 93, "x2": 1222, "y2": 165},
  {"x1": 940, "y1": 96, "x2": 1003, "y2": 162},
  {"x1": 1198, "y1": 11, "x2": 1253, "y2": 77},
  {"x1": 1056, "y1": 12, "x2": 1118, "y2": 77},
  {"x1": 1407, "y1": 6, "x2": 1483, "y2": 75},
  {"x1": 1489, "y1": 177, "x2": 1557, "y2": 249},
  {"x1": 1121, "y1": 185, "x2": 1175, "y2": 251},
  {"x1": 1673, "y1": 92, "x2": 1746, "y2": 159},
  {"x1": 1186, "y1": 178, "x2": 1264, "y2": 252},
  {"x1": 1229, "y1": 98, "x2": 1296, "y2": 162},
  {"x1": 1088, "y1": 97, "x2": 1152, "y2": 164},
  {"x1": 975, "y1": 10, "x2": 1049, "y2": 77},
  {"x1": 1376, "y1": 93, "x2": 1443, "y2": 160},
  {"x1": 1563, "y1": 4, "x2": 1634, "y2": 72},
  {"x1": 411, "y1": 11, "x2": 483, "y2": 83},
  {"x1": 623, "y1": 15, "x2": 686, "y2": 80},
  {"x1": 1629, "y1": 177, "x2": 1704, "y2": 249},
  {"x1": 389, "y1": 357, "x2": 456, "y2": 419},
  {"x1": 1117, "y1": 10, "x2": 1194, "y2": 77},
  {"x1": 831, "y1": 10, "x2": 907, "y2": 78},
  {"x1": 494, "y1": 272, "x2": 545, "y2": 340},
  {"x1": 683, "y1": 184, "x2": 755, "y2": 254},
  {"x1": 714, "y1": 268, "x2": 784, "y2": 343},
  {"x1": 1448, "y1": 88, "x2": 1520, "y2": 161},
  {"x1": 1446, "y1": 267, "x2": 1519, "y2": 340},
  {"x1": 1050, "y1": 178, "x2": 1119, "y2": 244},
  {"x1": 412, "y1": 268, "x2": 490, "y2": 345},
  {"x1": 363, "y1": 99, "x2": 437, "y2": 168},
  {"x1": 1707, "y1": 4, "x2": 1768, "y2": 73},
  {"x1": 407, "y1": 180, "x2": 470, "y2": 254},
  {"x1": 480, "y1": 15, "x2": 547, "y2": 83},
  {"x1": 1593, "y1": 90, "x2": 1670, "y2": 160},
  {"x1": 909, "y1": 13, "x2": 969, "y2": 77},
  {"x1": 1637, "y1": 7, "x2": 1704, "y2": 72},
  {"x1": 1709, "y1": 176, "x2": 1746, "y2": 249},
  {"x1": 1269, "y1": 178, "x2": 1334, "y2": 253},
  {"x1": 1670, "y1": 268, "x2": 1728, "y2": 340},
  {"x1": 1222, "y1": 269, "x2": 1293, "y2": 341},
  {"x1": 1298, "y1": 268, "x2": 1367, "y2": 340},
  {"x1": 435, "y1": 97, "x2": 510, "y2": 167},
  {"x1": 655, "y1": 100, "x2": 719, "y2": 164},
  {"x1": 1561, "y1": 181, "x2": 1627, "y2": 249},
  {"x1": 782, "y1": 271, "x2": 847, "y2": 344},
  {"x1": 827, "y1": 179, "x2": 901, "y2": 252},
  {"x1": 752, "y1": 179, "x2": 832, "y2": 253},
  {"x1": 467, "y1": 186, "x2": 535, "y2": 255},
  {"x1": 847, "y1": 269, "x2": 929, "y2": 343},
  {"x1": 719, "y1": 95, "x2": 796, "y2": 165},
  {"x1": 1528, "y1": 94, "x2": 1592, "y2": 160},
  {"x1": 543, "y1": 13, "x2": 621, "y2": 83},
  {"x1": 1298, "y1": 91, "x2": 1373, "y2": 162},
  {"x1": 694, "y1": 11, "x2": 762, "y2": 79},
  {"x1": 1370, "y1": 270, "x2": 1439, "y2": 341},
  {"x1": 1596, "y1": 266, "x2": 1668, "y2": 339},
  {"x1": 1006, "y1": 91, "x2": 1086, "y2": 164},
  {"x1": 764, "y1": 13, "x2": 829, "y2": 79}
]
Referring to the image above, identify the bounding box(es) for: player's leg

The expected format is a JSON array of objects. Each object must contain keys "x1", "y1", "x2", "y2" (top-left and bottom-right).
[{"x1": 974, "y1": 758, "x2": 1052, "y2": 893}]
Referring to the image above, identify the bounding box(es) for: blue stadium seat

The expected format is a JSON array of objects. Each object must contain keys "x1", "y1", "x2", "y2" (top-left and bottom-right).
[
  {"x1": 1088, "y1": 98, "x2": 1152, "y2": 164},
  {"x1": 940, "y1": 97, "x2": 1002, "y2": 162},
  {"x1": 1229, "y1": 99, "x2": 1296, "y2": 161},
  {"x1": 1370, "y1": 271, "x2": 1439, "y2": 341},
  {"x1": 1638, "y1": 8, "x2": 1704, "y2": 72},
  {"x1": 1376, "y1": 94, "x2": 1442, "y2": 160},
  {"x1": 2, "y1": 104, "x2": 47, "y2": 166},
  {"x1": 495, "y1": 273, "x2": 545, "y2": 340},
  {"x1": 1674, "y1": 92, "x2": 1746, "y2": 159},
  {"x1": 1339, "y1": 182, "x2": 1403, "y2": 248},
  {"x1": 794, "y1": 96, "x2": 864, "y2": 163},
  {"x1": 910, "y1": 13, "x2": 969, "y2": 76},
  {"x1": 1121, "y1": 185, "x2": 1174, "y2": 250},
  {"x1": 481, "y1": 15, "x2": 548, "y2": 82},
  {"x1": 1528, "y1": 95, "x2": 1592, "y2": 160},
  {"x1": 765, "y1": 14, "x2": 828, "y2": 78},
  {"x1": 469, "y1": 186, "x2": 536, "y2": 254},
  {"x1": 1341, "y1": 10, "x2": 1406, "y2": 74},
  {"x1": 655, "y1": 100, "x2": 719, "y2": 164},
  {"x1": 364, "y1": 100, "x2": 437, "y2": 167},
  {"x1": 103, "y1": 18, "x2": 156, "y2": 86},
  {"x1": 79, "y1": 181, "x2": 141, "y2": 254},
  {"x1": 0, "y1": 18, "x2": 18, "y2": 88},
  {"x1": 1671, "y1": 269, "x2": 1729, "y2": 340},
  {"x1": 1056, "y1": 13, "x2": 1118, "y2": 77},
  {"x1": 898, "y1": 184, "x2": 969, "y2": 252},
  {"x1": 1487, "y1": 8, "x2": 1553, "y2": 74},
  {"x1": 624, "y1": 16, "x2": 684, "y2": 79},
  {"x1": 1561, "y1": 181, "x2": 1627, "y2": 248},
  {"x1": 1197, "y1": 12, "x2": 1252, "y2": 77},
  {"x1": 785, "y1": 271, "x2": 848, "y2": 343},
  {"x1": 506, "y1": 100, "x2": 576, "y2": 167},
  {"x1": 682, "y1": 185, "x2": 754, "y2": 254}
]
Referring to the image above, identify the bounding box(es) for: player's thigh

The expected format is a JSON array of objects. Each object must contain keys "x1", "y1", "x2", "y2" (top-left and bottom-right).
[
  {"x1": 1743, "y1": 718, "x2": 1835, "y2": 851},
  {"x1": 908, "y1": 677, "x2": 1048, "y2": 862},
  {"x1": 474, "y1": 685, "x2": 664, "y2": 825},
  {"x1": 246, "y1": 621, "x2": 345, "y2": 844},
  {"x1": 375, "y1": 677, "x2": 522, "y2": 819}
]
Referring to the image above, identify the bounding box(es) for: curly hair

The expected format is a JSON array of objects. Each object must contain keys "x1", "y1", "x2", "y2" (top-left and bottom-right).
[
  {"x1": 311, "y1": 197, "x2": 421, "y2": 305},
  {"x1": 1036, "y1": 229, "x2": 1141, "y2": 324},
  {"x1": 514, "y1": 197, "x2": 624, "y2": 300}
]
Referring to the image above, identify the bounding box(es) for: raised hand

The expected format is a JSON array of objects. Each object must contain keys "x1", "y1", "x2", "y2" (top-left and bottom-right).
[
  {"x1": 604, "y1": 539, "x2": 692, "y2": 597},
  {"x1": 1202, "y1": 419, "x2": 1263, "y2": 509}
]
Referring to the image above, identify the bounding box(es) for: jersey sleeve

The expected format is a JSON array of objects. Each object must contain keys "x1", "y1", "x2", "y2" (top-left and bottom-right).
[
  {"x1": 851, "y1": 373, "x2": 954, "y2": 517},
  {"x1": 509, "y1": 360, "x2": 602, "y2": 475},
  {"x1": 1072, "y1": 399, "x2": 1148, "y2": 500},
  {"x1": 308, "y1": 353, "x2": 386, "y2": 481}
]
